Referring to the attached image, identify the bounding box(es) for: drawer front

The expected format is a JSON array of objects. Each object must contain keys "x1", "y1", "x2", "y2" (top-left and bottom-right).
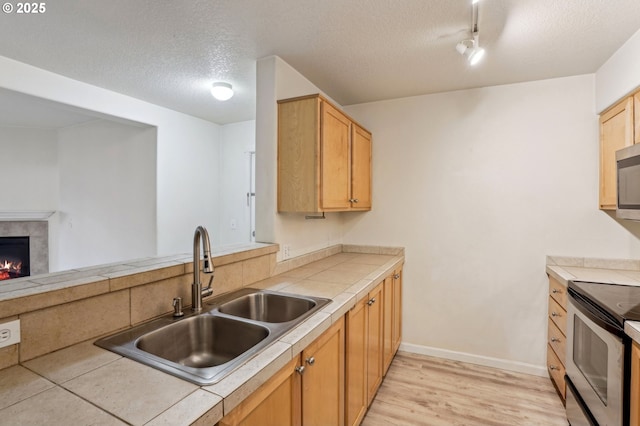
[
  {"x1": 549, "y1": 276, "x2": 567, "y2": 308},
  {"x1": 547, "y1": 320, "x2": 566, "y2": 364},
  {"x1": 549, "y1": 296, "x2": 567, "y2": 333},
  {"x1": 547, "y1": 344, "x2": 566, "y2": 400}
]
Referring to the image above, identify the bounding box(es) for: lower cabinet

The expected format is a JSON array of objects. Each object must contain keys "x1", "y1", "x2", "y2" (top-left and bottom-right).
[
  {"x1": 217, "y1": 357, "x2": 301, "y2": 426},
  {"x1": 631, "y1": 341, "x2": 640, "y2": 426},
  {"x1": 345, "y1": 297, "x2": 368, "y2": 426},
  {"x1": 383, "y1": 269, "x2": 403, "y2": 374},
  {"x1": 219, "y1": 267, "x2": 404, "y2": 426},
  {"x1": 301, "y1": 317, "x2": 345, "y2": 426},
  {"x1": 218, "y1": 318, "x2": 345, "y2": 426},
  {"x1": 345, "y1": 281, "x2": 384, "y2": 426},
  {"x1": 366, "y1": 282, "x2": 384, "y2": 406}
]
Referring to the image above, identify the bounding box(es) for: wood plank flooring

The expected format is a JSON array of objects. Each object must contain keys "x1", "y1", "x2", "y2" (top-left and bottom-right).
[{"x1": 362, "y1": 352, "x2": 568, "y2": 426}]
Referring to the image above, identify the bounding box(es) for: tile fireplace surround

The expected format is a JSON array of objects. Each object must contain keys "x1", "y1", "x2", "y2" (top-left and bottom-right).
[{"x1": 0, "y1": 221, "x2": 48, "y2": 277}]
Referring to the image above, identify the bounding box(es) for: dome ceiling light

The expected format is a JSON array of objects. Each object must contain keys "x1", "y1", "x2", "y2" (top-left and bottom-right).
[{"x1": 211, "y1": 82, "x2": 234, "y2": 101}]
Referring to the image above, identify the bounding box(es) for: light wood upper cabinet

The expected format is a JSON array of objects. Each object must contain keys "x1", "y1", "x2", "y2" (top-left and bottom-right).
[
  {"x1": 278, "y1": 94, "x2": 372, "y2": 213},
  {"x1": 635, "y1": 92, "x2": 640, "y2": 145},
  {"x1": 350, "y1": 124, "x2": 372, "y2": 210},
  {"x1": 599, "y1": 96, "x2": 634, "y2": 210},
  {"x1": 321, "y1": 102, "x2": 352, "y2": 210}
]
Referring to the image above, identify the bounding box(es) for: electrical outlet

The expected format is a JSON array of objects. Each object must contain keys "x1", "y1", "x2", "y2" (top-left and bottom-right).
[
  {"x1": 0, "y1": 319, "x2": 20, "y2": 348},
  {"x1": 282, "y1": 245, "x2": 290, "y2": 260}
]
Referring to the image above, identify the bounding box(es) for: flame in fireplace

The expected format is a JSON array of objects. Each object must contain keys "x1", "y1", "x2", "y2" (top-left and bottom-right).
[{"x1": 0, "y1": 259, "x2": 22, "y2": 281}]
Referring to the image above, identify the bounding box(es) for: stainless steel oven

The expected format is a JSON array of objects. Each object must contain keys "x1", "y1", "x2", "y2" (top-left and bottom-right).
[{"x1": 566, "y1": 282, "x2": 633, "y2": 426}]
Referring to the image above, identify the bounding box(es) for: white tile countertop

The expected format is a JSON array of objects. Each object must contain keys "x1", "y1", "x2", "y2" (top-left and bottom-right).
[
  {"x1": 0, "y1": 251, "x2": 404, "y2": 426},
  {"x1": 546, "y1": 255, "x2": 640, "y2": 345}
]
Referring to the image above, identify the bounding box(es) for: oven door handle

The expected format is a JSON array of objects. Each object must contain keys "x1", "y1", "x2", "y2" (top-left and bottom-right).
[{"x1": 568, "y1": 289, "x2": 626, "y2": 338}]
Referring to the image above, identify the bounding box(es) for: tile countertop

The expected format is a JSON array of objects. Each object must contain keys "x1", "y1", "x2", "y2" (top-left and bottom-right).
[
  {"x1": 546, "y1": 255, "x2": 640, "y2": 345},
  {"x1": 0, "y1": 252, "x2": 404, "y2": 426}
]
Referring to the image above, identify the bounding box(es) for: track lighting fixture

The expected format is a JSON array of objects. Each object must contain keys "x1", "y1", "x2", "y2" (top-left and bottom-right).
[{"x1": 457, "y1": 0, "x2": 485, "y2": 66}]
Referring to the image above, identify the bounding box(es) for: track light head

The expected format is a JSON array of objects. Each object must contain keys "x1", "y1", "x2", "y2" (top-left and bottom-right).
[{"x1": 456, "y1": 38, "x2": 485, "y2": 66}]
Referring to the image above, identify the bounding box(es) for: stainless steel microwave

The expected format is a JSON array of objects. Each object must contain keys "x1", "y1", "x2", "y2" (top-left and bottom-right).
[{"x1": 616, "y1": 143, "x2": 640, "y2": 220}]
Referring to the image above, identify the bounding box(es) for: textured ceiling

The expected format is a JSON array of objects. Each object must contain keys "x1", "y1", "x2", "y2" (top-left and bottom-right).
[{"x1": 0, "y1": 0, "x2": 639, "y2": 125}]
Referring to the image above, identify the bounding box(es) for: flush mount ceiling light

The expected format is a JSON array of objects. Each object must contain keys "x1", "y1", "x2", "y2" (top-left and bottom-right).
[
  {"x1": 457, "y1": 0, "x2": 485, "y2": 66},
  {"x1": 211, "y1": 82, "x2": 234, "y2": 101}
]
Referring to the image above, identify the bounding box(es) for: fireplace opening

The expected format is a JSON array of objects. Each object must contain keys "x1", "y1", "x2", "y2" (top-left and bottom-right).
[{"x1": 0, "y1": 236, "x2": 30, "y2": 281}]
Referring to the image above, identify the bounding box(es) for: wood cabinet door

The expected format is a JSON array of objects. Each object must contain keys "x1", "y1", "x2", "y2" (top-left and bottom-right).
[
  {"x1": 366, "y1": 282, "x2": 384, "y2": 406},
  {"x1": 392, "y1": 269, "x2": 402, "y2": 353},
  {"x1": 632, "y1": 342, "x2": 640, "y2": 426},
  {"x1": 635, "y1": 92, "x2": 640, "y2": 145},
  {"x1": 218, "y1": 357, "x2": 301, "y2": 426},
  {"x1": 302, "y1": 317, "x2": 345, "y2": 426},
  {"x1": 600, "y1": 97, "x2": 634, "y2": 210},
  {"x1": 321, "y1": 101, "x2": 352, "y2": 210},
  {"x1": 382, "y1": 275, "x2": 394, "y2": 374},
  {"x1": 345, "y1": 297, "x2": 368, "y2": 426},
  {"x1": 351, "y1": 124, "x2": 372, "y2": 210},
  {"x1": 277, "y1": 97, "x2": 321, "y2": 213}
]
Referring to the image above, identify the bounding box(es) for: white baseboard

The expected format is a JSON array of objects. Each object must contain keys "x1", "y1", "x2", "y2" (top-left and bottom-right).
[{"x1": 399, "y1": 342, "x2": 548, "y2": 378}]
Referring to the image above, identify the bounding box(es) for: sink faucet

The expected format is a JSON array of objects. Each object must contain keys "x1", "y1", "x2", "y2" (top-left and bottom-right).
[{"x1": 192, "y1": 226, "x2": 214, "y2": 312}]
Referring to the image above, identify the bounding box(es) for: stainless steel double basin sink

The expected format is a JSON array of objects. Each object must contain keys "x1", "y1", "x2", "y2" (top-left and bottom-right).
[{"x1": 95, "y1": 289, "x2": 331, "y2": 385}]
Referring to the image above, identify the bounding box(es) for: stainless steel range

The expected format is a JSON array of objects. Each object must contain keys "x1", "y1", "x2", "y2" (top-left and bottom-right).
[{"x1": 566, "y1": 281, "x2": 639, "y2": 426}]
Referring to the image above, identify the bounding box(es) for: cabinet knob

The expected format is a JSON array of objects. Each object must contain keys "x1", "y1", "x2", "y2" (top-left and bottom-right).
[
  {"x1": 393, "y1": 274, "x2": 400, "y2": 280},
  {"x1": 552, "y1": 289, "x2": 562, "y2": 294},
  {"x1": 550, "y1": 337, "x2": 560, "y2": 343},
  {"x1": 305, "y1": 357, "x2": 315, "y2": 365},
  {"x1": 295, "y1": 366, "x2": 305, "y2": 375},
  {"x1": 549, "y1": 365, "x2": 559, "y2": 371},
  {"x1": 349, "y1": 198, "x2": 359, "y2": 203},
  {"x1": 551, "y1": 312, "x2": 561, "y2": 318},
  {"x1": 367, "y1": 298, "x2": 376, "y2": 306}
]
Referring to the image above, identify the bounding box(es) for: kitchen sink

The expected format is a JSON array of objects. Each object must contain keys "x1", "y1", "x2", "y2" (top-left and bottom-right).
[
  {"x1": 95, "y1": 288, "x2": 330, "y2": 385},
  {"x1": 136, "y1": 315, "x2": 269, "y2": 368},
  {"x1": 216, "y1": 291, "x2": 318, "y2": 323}
]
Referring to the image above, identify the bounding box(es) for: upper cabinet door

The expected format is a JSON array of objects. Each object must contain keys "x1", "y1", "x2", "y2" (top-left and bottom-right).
[
  {"x1": 321, "y1": 102, "x2": 352, "y2": 210},
  {"x1": 277, "y1": 94, "x2": 372, "y2": 213},
  {"x1": 635, "y1": 92, "x2": 640, "y2": 145},
  {"x1": 351, "y1": 124, "x2": 372, "y2": 210},
  {"x1": 599, "y1": 96, "x2": 634, "y2": 210}
]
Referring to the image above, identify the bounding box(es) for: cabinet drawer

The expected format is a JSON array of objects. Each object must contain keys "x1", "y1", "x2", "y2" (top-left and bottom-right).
[
  {"x1": 549, "y1": 276, "x2": 567, "y2": 308},
  {"x1": 549, "y1": 296, "x2": 567, "y2": 333},
  {"x1": 547, "y1": 344, "x2": 566, "y2": 400},
  {"x1": 547, "y1": 320, "x2": 566, "y2": 364}
]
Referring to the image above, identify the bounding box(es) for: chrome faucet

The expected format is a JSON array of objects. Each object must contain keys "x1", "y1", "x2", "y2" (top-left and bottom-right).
[{"x1": 192, "y1": 226, "x2": 214, "y2": 312}]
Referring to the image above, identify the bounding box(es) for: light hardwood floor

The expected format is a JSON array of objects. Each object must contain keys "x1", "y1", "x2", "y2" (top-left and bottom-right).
[{"x1": 362, "y1": 352, "x2": 568, "y2": 426}]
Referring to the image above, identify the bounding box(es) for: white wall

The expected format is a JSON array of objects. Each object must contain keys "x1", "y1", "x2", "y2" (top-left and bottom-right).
[
  {"x1": 55, "y1": 120, "x2": 156, "y2": 270},
  {"x1": 255, "y1": 56, "x2": 345, "y2": 260},
  {"x1": 0, "y1": 55, "x2": 221, "y2": 256},
  {"x1": 0, "y1": 127, "x2": 58, "y2": 211},
  {"x1": 343, "y1": 75, "x2": 640, "y2": 373},
  {"x1": 596, "y1": 28, "x2": 640, "y2": 112},
  {"x1": 219, "y1": 120, "x2": 255, "y2": 245}
]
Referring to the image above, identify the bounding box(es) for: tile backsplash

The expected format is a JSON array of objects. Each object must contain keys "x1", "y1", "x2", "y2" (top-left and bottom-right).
[{"x1": 0, "y1": 243, "x2": 402, "y2": 369}]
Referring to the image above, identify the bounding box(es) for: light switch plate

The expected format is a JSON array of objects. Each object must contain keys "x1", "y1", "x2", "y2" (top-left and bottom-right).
[{"x1": 0, "y1": 319, "x2": 20, "y2": 348}]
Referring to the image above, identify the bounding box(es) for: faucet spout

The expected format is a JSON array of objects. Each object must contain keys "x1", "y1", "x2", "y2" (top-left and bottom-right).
[{"x1": 192, "y1": 226, "x2": 214, "y2": 312}]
